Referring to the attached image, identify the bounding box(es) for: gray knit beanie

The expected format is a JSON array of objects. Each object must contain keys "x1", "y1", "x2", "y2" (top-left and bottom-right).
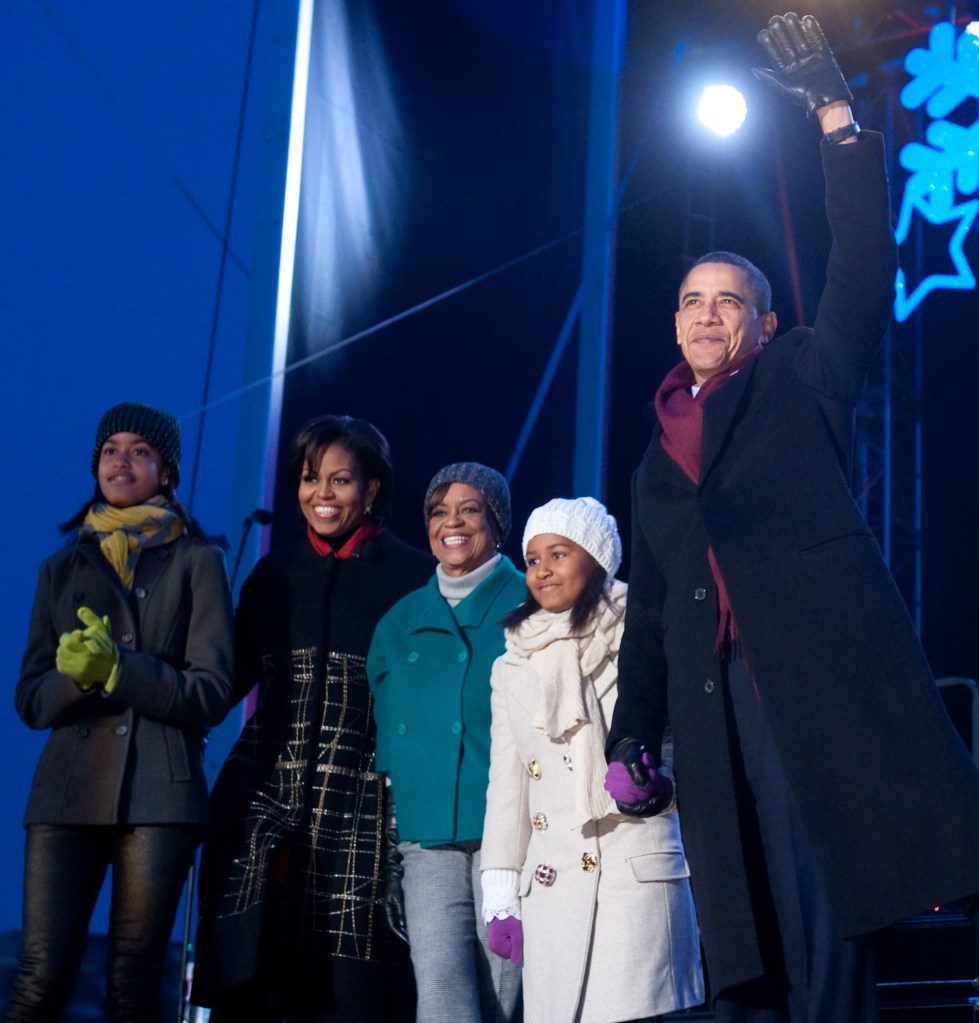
[
  {"x1": 424, "y1": 462, "x2": 511, "y2": 542},
  {"x1": 92, "y1": 402, "x2": 182, "y2": 484},
  {"x1": 522, "y1": 496, "x2": 622, "y2": 578}
]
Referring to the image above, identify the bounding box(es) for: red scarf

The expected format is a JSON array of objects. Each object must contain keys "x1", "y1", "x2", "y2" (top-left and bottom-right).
[
  {"x1": 305, "y1": 519, "x2": 382, "y2": 559},
  {"x1": 653, "y1": 348, "x2": 760, "y2": 649}
]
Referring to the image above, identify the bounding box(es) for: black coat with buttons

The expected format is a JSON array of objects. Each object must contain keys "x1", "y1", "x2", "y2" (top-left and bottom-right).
[
  {"x1": 16, "y1": 532, "x2": 236, "y2": 827},
  {"x1": 192, "y1": 531, "x2": 433, "y2": 1001},
  {"x1": 608, "y1": 133, "x2": 979, "y2": 995}
]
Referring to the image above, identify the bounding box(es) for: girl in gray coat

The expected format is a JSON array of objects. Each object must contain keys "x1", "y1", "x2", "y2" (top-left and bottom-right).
[
  {"x1": 6, "y1": 403, "x2": 236, "y2": 1022},
  {"x1": 480, "y1": 497, "x2": 703, "y2": 1023}
]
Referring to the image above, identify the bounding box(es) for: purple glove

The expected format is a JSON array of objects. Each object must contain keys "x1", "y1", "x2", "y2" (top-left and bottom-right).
[
  {"x1": 487, "y1": 916, "x2": 523, "y2": 964},
  {"x1": 605, "y1": 740, "x2": 675, "y2": 817},
  {"x1": 605, "y1": 754, "x2": 657, "y2": 803}
]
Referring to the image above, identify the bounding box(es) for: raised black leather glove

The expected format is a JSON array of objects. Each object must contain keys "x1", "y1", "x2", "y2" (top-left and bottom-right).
[
  {"x1": 380, "y1": 786, "x2": 409, "y2": 945},
  {"x1": 605, "y1": 738, "x2": 675, "y2": 818},
  {"x1": 753, "y1": 13, "x2": 852, "y2": 116}
]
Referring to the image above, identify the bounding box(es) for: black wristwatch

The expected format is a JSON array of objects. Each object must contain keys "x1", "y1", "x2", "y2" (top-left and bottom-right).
[{"x1": 824, "y1": 120, "x2": 860, "y2": 144}]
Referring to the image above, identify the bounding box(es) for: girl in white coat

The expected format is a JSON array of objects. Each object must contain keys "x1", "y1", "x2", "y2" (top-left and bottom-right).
[{"x1": 480, "y1": 497, "x2": 704, "y2": 1023}]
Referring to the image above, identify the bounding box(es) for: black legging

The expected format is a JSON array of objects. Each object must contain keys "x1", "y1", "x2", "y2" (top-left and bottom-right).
[{"x1": 5, "y1": 823, "x2": 199, "y2": 1023}]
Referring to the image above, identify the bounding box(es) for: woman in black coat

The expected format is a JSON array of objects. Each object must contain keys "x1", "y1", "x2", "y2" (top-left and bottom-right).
[
  {"x1": 193, "y1": 415, "x2": 432, "y2": 1023},
  {"x1": 7, "y1": 402, "x2": 236, "y2": 1022}
]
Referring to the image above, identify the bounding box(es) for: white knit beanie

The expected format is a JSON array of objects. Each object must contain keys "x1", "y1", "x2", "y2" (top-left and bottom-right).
[{"x1": 522, "y1": 497, "x2": 622, "y2": 579}]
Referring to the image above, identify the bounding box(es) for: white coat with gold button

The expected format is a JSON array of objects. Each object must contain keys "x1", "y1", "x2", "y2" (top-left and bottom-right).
[{"x1": 481, "y1": 582, "x2": 703, "y2": 1023}]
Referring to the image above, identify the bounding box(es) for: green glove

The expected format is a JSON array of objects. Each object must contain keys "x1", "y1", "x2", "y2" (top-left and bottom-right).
[
  {"x1": 55, "y1": 607, "x2": 120, "y2": 692},
  {"x1": 56, "y1": 630, "x2": 96, "y2": 690}
]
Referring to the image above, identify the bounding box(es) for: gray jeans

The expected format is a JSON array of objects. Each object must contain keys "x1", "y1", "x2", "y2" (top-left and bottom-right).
[{"x1": 400, "y1": 841, "x2": 522, "y2": 1023}]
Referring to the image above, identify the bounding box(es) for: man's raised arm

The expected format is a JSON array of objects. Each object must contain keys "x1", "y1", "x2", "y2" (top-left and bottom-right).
[{"x1": 755, "y1": 13, "x2": 898, "y2": 403}]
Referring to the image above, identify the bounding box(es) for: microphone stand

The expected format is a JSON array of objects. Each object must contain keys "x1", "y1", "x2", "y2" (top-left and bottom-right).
[{"x1": 230, "y1": 509, "x2": 274, "y2": 590}]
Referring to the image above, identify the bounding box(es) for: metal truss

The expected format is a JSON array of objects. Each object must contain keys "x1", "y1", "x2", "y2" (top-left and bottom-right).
[{"x1": 847, "y1": 1, "x2": 976, "y2": 635}]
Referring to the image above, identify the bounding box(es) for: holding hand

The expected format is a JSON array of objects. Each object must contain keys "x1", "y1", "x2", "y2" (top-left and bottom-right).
[
  {"x1": 55, "y1": 607, "x2": 120, "y2": 692},
  {"x1": 753, "y1": 13, "x2": 851, "y2": 116},
  {"x1": 380, "y1": 786, "x2": 409, "y2": 946},
  {"x1": 487, "y1": 916, "x2": 523, "y2": 964},
  {"x1": 605, "y1": 739, "x2": 675, "y2": 817},
  {"x1": 381, "y1": 874, "x2": 409, "y2": 947}
]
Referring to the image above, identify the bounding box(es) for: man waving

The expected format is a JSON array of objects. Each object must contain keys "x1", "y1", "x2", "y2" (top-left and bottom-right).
[{"x1": 606, "y1": 14, "x2": 979, "y2": 1023}]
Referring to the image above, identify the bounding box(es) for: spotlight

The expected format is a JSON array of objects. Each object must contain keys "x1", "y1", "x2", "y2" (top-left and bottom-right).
[
  {"x1": 966, "y1": 21, "x2": 979, "y2": 37},
  {"x1": 697, "y1": 84, "x2": 748, "y2": 137}
]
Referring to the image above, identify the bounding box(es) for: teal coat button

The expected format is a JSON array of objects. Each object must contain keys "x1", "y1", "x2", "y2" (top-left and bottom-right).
[
  {"x1": 451, "y1": 721, "x2": 462, "y2": 735},
  {"x1": 457, "y1": 650, "x2": 468, "y2": 663},
  {"x1": 407, "y1": 651, "x2": 419, "y2": 662},
  {"x1": 397, "y1": 723, "x2": 407, "y2": 735}
]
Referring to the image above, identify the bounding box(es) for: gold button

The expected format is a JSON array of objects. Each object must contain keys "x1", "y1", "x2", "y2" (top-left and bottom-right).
[
  {"x1": 581, "y1": 852, "x2": 598, "y2": 872},
  {"x1": 532, "y1": 812, "x2": 548, "y2": 832},
  {"x1": 527, "y1": 759, "x2": 542, "y2": 780}
]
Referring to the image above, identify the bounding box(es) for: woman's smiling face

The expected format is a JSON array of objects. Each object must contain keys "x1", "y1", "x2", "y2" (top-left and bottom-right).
[
  {"x1": 297, "y1": 443, "x2": 379, "y2": 538},
  {"x1": 427, "y1": 482, "x2": 497, "y2": 577}
]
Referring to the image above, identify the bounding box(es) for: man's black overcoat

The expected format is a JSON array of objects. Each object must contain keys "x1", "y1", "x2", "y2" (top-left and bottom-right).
[{"x1": 608, "y1": 132, "x2": 979, "y2": 995}]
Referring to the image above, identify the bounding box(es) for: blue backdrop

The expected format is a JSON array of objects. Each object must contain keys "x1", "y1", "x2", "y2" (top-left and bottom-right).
[{"x1": 0, "y1": 0, "x2": 276, "y2": 933}]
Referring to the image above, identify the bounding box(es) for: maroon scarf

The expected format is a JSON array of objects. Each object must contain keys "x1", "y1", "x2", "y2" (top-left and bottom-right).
[
  {"x1": 653, "y1": 348, "x2": 760, "y2": 649},
  {"x1": 305, "y1": 519, "x2": 381, "y2": 559}
]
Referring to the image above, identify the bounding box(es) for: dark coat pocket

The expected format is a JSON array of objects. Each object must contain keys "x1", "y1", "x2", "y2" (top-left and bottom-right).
[
  {"x1": 163, "y1": 726, "x2": 192, "y2": 782},
  {"x1": 798, "y1": 528, "x2": 875, "y2": 554},
  {"x1": 34, "y1": 728, "x2": 79, "y2": 819}
]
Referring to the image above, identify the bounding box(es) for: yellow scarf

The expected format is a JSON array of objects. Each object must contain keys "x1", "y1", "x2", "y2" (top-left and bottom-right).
[{"x1": 82, "y1": 496, "x2": 185, "y2": 589}]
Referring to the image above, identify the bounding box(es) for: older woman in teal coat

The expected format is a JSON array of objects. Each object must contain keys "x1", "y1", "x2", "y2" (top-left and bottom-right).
[{"x1": 368, "y1": 463, "x2": 525, "y2": 1023}]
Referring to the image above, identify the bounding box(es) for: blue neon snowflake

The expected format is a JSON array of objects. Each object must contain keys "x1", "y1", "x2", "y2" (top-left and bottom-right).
[
  {"x1": 894, "y1": 22, "x2": 979, "y2": 321},
  {"x1": 900, "y1": 22, "x2": 979, "y2": 116}
]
